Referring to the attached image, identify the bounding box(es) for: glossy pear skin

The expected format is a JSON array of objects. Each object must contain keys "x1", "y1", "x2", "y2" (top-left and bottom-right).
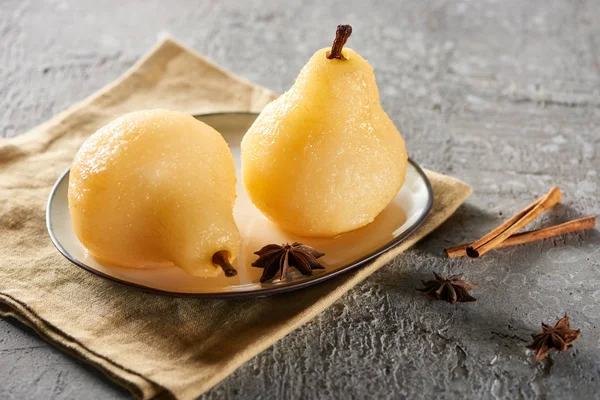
[
  {"x1": 68, "y1": 110, "x2": 239, "y2": 277},
  {"x1": 241, "y1": 48, "x2": 408, "y2": 237}
]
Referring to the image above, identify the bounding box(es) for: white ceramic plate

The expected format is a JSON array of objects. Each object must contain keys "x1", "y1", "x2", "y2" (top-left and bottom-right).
[{"x1": 47, "y1": 112, "x2": 433, "y2": 298}]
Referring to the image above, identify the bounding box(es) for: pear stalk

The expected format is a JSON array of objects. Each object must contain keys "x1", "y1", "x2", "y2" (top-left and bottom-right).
[
  {"x1": 212, "y1": 250, "x2": 238, "y2": 277},
  {"x1": 327, "y1": 24, "x2": 352, "y2": 60}
]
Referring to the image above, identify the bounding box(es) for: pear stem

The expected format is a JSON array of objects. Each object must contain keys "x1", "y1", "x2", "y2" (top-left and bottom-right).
[
  {"x1": 212, "y1": 250, "x2": 238, "y2": 277},
  {"x1": 327, "y1": 24, "x2": 352, "y2": 60}
]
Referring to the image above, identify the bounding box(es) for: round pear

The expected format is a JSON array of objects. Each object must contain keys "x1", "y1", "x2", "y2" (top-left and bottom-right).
[{"x1": 68, "y1": 109, "x2": 239, "y2": 277}]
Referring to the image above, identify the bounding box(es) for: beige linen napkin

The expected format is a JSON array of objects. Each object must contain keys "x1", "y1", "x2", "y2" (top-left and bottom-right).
[{"x1": 0, "y1": 37, "x2": 472, "y2": 399}]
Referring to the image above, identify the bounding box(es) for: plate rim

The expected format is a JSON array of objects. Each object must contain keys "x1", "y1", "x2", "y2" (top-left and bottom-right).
[{"x1": 46, "y1": 112, "x2": 434, "y2": 298}]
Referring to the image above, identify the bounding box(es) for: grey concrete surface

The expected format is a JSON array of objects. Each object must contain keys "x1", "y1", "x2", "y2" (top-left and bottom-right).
[{"x1": 1, "y1": 0, "x2": 599, "y2": 398}]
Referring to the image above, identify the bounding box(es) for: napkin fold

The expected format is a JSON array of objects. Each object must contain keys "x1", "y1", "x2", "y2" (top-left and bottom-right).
[{"x1": 0, "y1": 37, "x2": 472, "y2": 399}]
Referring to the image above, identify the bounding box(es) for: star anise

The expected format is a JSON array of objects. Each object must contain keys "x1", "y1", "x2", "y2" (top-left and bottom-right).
[
  {"x1": 417, "y1": 272, "x2": 478, "y2": 304},
  {"x1": 527, "y1": 314, "x2": 581, "y2": 360},
  {"x1": 252, "y1": 242, "x2": 325, "y2": 283}
]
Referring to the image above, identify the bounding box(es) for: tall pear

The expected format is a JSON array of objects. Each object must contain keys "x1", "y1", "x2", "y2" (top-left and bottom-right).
[
  {"x1": 68, "y1": 109, "x2": 239, "y2": 277},
  {"x1": 241, "y1": 25, "x2": 408, "y2": 237}
]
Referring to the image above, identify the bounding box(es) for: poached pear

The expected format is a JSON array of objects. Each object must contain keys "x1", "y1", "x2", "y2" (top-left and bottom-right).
[
  {"x1": 68, "y1": 109, "x2": 239, "y2": 277},
  {"x1": 241, "y1": 25, "x2": 408, "y2": 237}
]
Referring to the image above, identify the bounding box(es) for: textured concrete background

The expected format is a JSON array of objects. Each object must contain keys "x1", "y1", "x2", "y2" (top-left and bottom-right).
[{"x1": 1, "y1": 0, "x2": 599, "y2": 398}]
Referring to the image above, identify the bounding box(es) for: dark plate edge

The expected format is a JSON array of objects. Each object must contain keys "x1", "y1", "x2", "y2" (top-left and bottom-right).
[{"x1": 46, "y1": 113, "x2": 434, "y2": 299}]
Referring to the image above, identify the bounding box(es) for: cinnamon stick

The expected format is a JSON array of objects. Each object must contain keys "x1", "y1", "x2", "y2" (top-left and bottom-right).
[
  {"x1": 445, "y1": 216, "x2": 596, "y2": 258},
  {"x1": 465, "y1": 187, "x2": 562, "y2": 258}
]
